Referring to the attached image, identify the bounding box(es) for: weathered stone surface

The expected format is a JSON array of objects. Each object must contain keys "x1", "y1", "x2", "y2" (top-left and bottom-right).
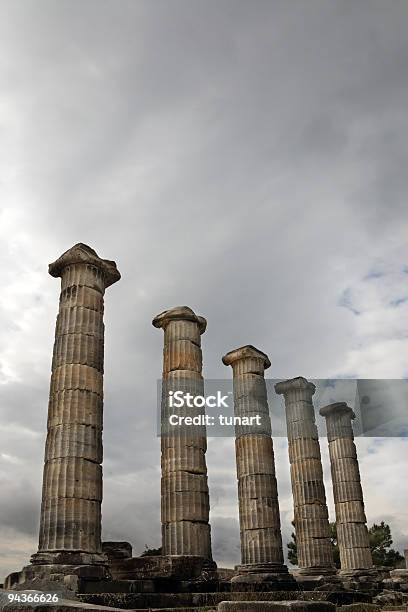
[
  {"x1": 238, "y1": 474, "x2": 278, "y2": 500},
  {"x1": 102, "y1": 542, "x2": 132, "y2": 560},
  {"x1": 218, "y1": 601, "x2": 336, "y2": 612},
  {"x1": 224, "y1": 346, "x2": 295, "y2": 589},
  {"x1": 239, "y1": 498, "x2": 281, "y2": 531},
  {"x1": 335, "y1": 501, "x2": 367, "y2": 524},
  {"x1": 47, "y1": 390, "x2": 103, "y2": 429},
  {"x1": 5, "y1": 245, "x2": 120, "y2": 588},
  {"x1": 78, "y1": 590, "x2": 372, "y2": 609},
  {"x1": 161, "y1": 490, "x2": 210, "y2": 522},
  {"x1": 235, "y1": 435, "x2": 276, "y2": 478},
  {"x1": 163, "y1": 339, "x2": 203, "y2": 372},
  {"x1": 161, "y1": 522, "x2": 213, "y2": 559},
  {"x1": 161, "y1": 444, "x2": 207, "y2": 474},
  {"x1": 154, "y1": 306, "x2": 213, "y2": 562},
  {"x1": 275, "y1": 377, "x2": 335, "y2": 576},
  {"x1": 101, "y1": 554, "x2": 205, "y2": 581},
  {"x1": 320, "y1": 403, "x2": 374, "y2": 576},
  {"x1": 389, "y1": 568, "x2": 408, "y2": 591},
  {"x1": 239, "y1": 529, "x2": 286, "y2": 566},
  {"x1": 337, "y1": 604, "x2": 380, "y2": 612}
]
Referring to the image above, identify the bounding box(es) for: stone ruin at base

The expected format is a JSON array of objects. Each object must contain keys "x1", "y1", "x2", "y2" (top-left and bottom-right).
[{"x1": 2, "y1": 243, "x2": 408, "y2": 611}]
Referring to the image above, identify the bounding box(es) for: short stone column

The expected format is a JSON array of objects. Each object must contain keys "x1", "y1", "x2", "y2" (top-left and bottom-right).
[
  {"x1": 153, "y1": 306, "x2": 214, "y2": 566},
  {"x1": 223, "y1": 346, "x2": 295, "y2": 590},
  {"x1": 275, "y1": 377, "x2": 336, "y2": 584},
  {"x1": 320, "y1": 403, "x2": 379, "y2": 589},
  {"x1": 31, "y1": 244, "x2": 120, "y2": 576}
]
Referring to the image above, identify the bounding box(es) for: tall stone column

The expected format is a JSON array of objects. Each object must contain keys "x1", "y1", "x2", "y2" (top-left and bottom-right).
[
  {"x1": 320, "y1": 402, "x2": 379, "y2": 588},
  {"x1": 275, "y1": 377, "x2": 336, "y2": 585},
  {"x1": 31, "y1": 243, "x2": 120, "y2": 573},
  {"x1": 223, "y1": 346, "x2": 296, "y2": 590},
  {"x1": 153, "y1": 306, "x2": 214, "y2": 568}
]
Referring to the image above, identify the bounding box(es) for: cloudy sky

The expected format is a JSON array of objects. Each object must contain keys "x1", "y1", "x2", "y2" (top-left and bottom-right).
[{"x1": 1, "y1": 0, "x2": 408, "y2": 581}]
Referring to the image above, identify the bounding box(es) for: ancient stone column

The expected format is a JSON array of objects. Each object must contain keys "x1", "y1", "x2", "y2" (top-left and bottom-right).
[
  {"x1": 153, "y1": 306, "x2": 214, "y2": 566},
  {"x1": 320, "y1": 403, "x2": 379, "y2": 588},
  {"x1": 223, "y1": 346, "x2": 296, "y2": 590},
  {"x1": 275, "y1": 377, "x2": 336, "y2": 583},
  {"x1": 32, "y1": 243, "x2": 120, "y2": 571}
]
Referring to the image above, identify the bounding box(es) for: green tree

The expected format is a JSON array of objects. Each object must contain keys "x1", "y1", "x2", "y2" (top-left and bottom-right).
[
  {"x1": 329, "y1": 522, "x2": 341, "y2": 568},
  {"x1": 287, "y1": 520, "x2": 403, "y2": 568},
  {"x1": 140, "y1": 545, "x2": 162, "y2": 557},
  {"x1": 287, "y1": 521, "x2": 298, "y2": 565},
  {"x1": 369, "y1": 522, "x2": 404, "y2": 567}
]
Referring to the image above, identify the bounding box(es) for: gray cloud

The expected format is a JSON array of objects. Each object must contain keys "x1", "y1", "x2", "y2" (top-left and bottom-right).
[{"x1": 0, "y1": 0, "x2": 408, "y2": 580}]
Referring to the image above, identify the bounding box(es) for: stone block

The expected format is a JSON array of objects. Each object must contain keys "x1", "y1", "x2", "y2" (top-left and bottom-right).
[
  {"x1": 240, "y1": 528, "x2": 284, "y2": 565},
  {"x1": 47, "y1": 390, "x2": 103, "y2": 429},
  {"x1": 292, "y1": 480, "x2": 327, "y2": 506},
  {"x1": 337, "y1": 523, "x2": 370, "y2": 549},
  {"x1": 238, "y1": 474, "x2": 278, "y2": 500},
  {"x1": 164, "y1": 319, "x2": 202, "y2": 345},
  {"x1": 233, "y1": 375, "x2": 268, "y2": 402},
  {"x1": 218, "y1": 601, "x2": 336, "y2": 612},
  {"x1": 104, "y1": 554, "x2": 205, "y2": 581},
  {"x1": 102, "y1": 541, "x2": 132, "y2": 560},
  {"x1": 60, "y1": 262, "x2": 107, "y2": 293},
  {"x1": 38, "y1": 497, "x2": 101, "y2": 551},
  {"x1": 328, "y1": 438, "x2": 357, "y2": 460},
  {"x1": 59, "y1": 285, "x2": 103, "y2": 311},
  {"x1": 162, "y1": 472, "x2": 208, "y2": 493},
  {"x1": 339, "y1": 547, "x2": 375, "y2": 571},
  {"x1": 297, "y1": 538, "x2": 334, "y2": 567},
  {"x1": 45, "y1": 424, "x2": 102, "y2": 463},
  {"x1": 294, "y1": 503, "x2": 328, "y2": 521},
  {"x1": 236, "y1": 436, "x2": 275, "y2": 477},
  {"x1": 288, "y1": 439, "x2": 322, "y2": 462},
  {"x1": 52, "y1": 333, "x2": 104, "y2": 372},
  {"x1": 335, "y1": 501, "x2": 366, "y2": 524},
  {"x1": 161, "y1": 444, "x2": 207, "y2": 473},
  {"x1": 295, "y1": 518, "x2": 330, "y2": 539},
  {"x1": 290, "y1": 459, "x2": 324, "y2": 483},
  {"x1": 163, "y1": 340, "x2": 203, "y2": 373},
  {"x1": 42, "y1": 458, "x2": 102, "y2": 501},
  {"x1": 56, "y1": 306, "x2": 104, "y2": 337},
  {"x1": 285, "y1": 402, "x2": 316, "y2": 423},
  {"x1": 161, "y1": 490, "x2": 210, "y2": 522},
  {"x1": 332, "y1": 480, "x2": 363, "y2": 504},
  {"x1": 50, "y1": 364, "x2": 103, "y2": 396},
  {"x1": 161, "y1": 433, "x2": 207, "y2": 452},
  {"x1": 331, "y1": 458, "x2": 360, "y2": 483},
  {"x1": 239, "y1": 498, "x2": 281, "y2": 530},
  {"x1": 162, "y1": 522, "x2": 212, "y2": 558},
  {"x1": 231, "y1": 359, "x2": 266, "y2": 376},
  {"x1": 287, "y1": 420, "x2": 318, "y2": 440}
]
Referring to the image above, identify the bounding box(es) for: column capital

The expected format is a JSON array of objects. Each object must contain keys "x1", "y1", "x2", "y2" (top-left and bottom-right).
[
  {"x1": 222, "y1": 345, "x2": 271, "y2": 369},
  {"x1": 49, "y1": 243, "x2": 121, "y2": 287},
  {"x1": 274, "y1": 376, "x2": 315, "y2": 395},
  {"x1": 152, "y1": 305, "x2": 207, "y2": 333},
  {"x1": 320, "y1": 402, "x2": 355, "y2": 420}
]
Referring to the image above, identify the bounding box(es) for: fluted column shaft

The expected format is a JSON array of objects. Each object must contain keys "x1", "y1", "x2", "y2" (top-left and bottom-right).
[
  {"x1": 275, "y1": 377, "x2": 335, "y2": 573},
  {"x1": 35, "y1": 244, "x2": 120, "y2": 561},
  {"x1": 153, "y1": 307, "x2": 213, "y2": 560},
  {"x1": 223, "y1": 347, "x2": 285, "y2": 567},
  {"x1": 320, "y1": 403, "x2": 373, "y2": 571}
]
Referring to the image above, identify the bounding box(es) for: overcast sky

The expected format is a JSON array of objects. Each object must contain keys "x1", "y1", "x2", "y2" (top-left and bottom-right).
[{"x1": 1, "y1": 0, "x2": 408, "y2": 581}]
